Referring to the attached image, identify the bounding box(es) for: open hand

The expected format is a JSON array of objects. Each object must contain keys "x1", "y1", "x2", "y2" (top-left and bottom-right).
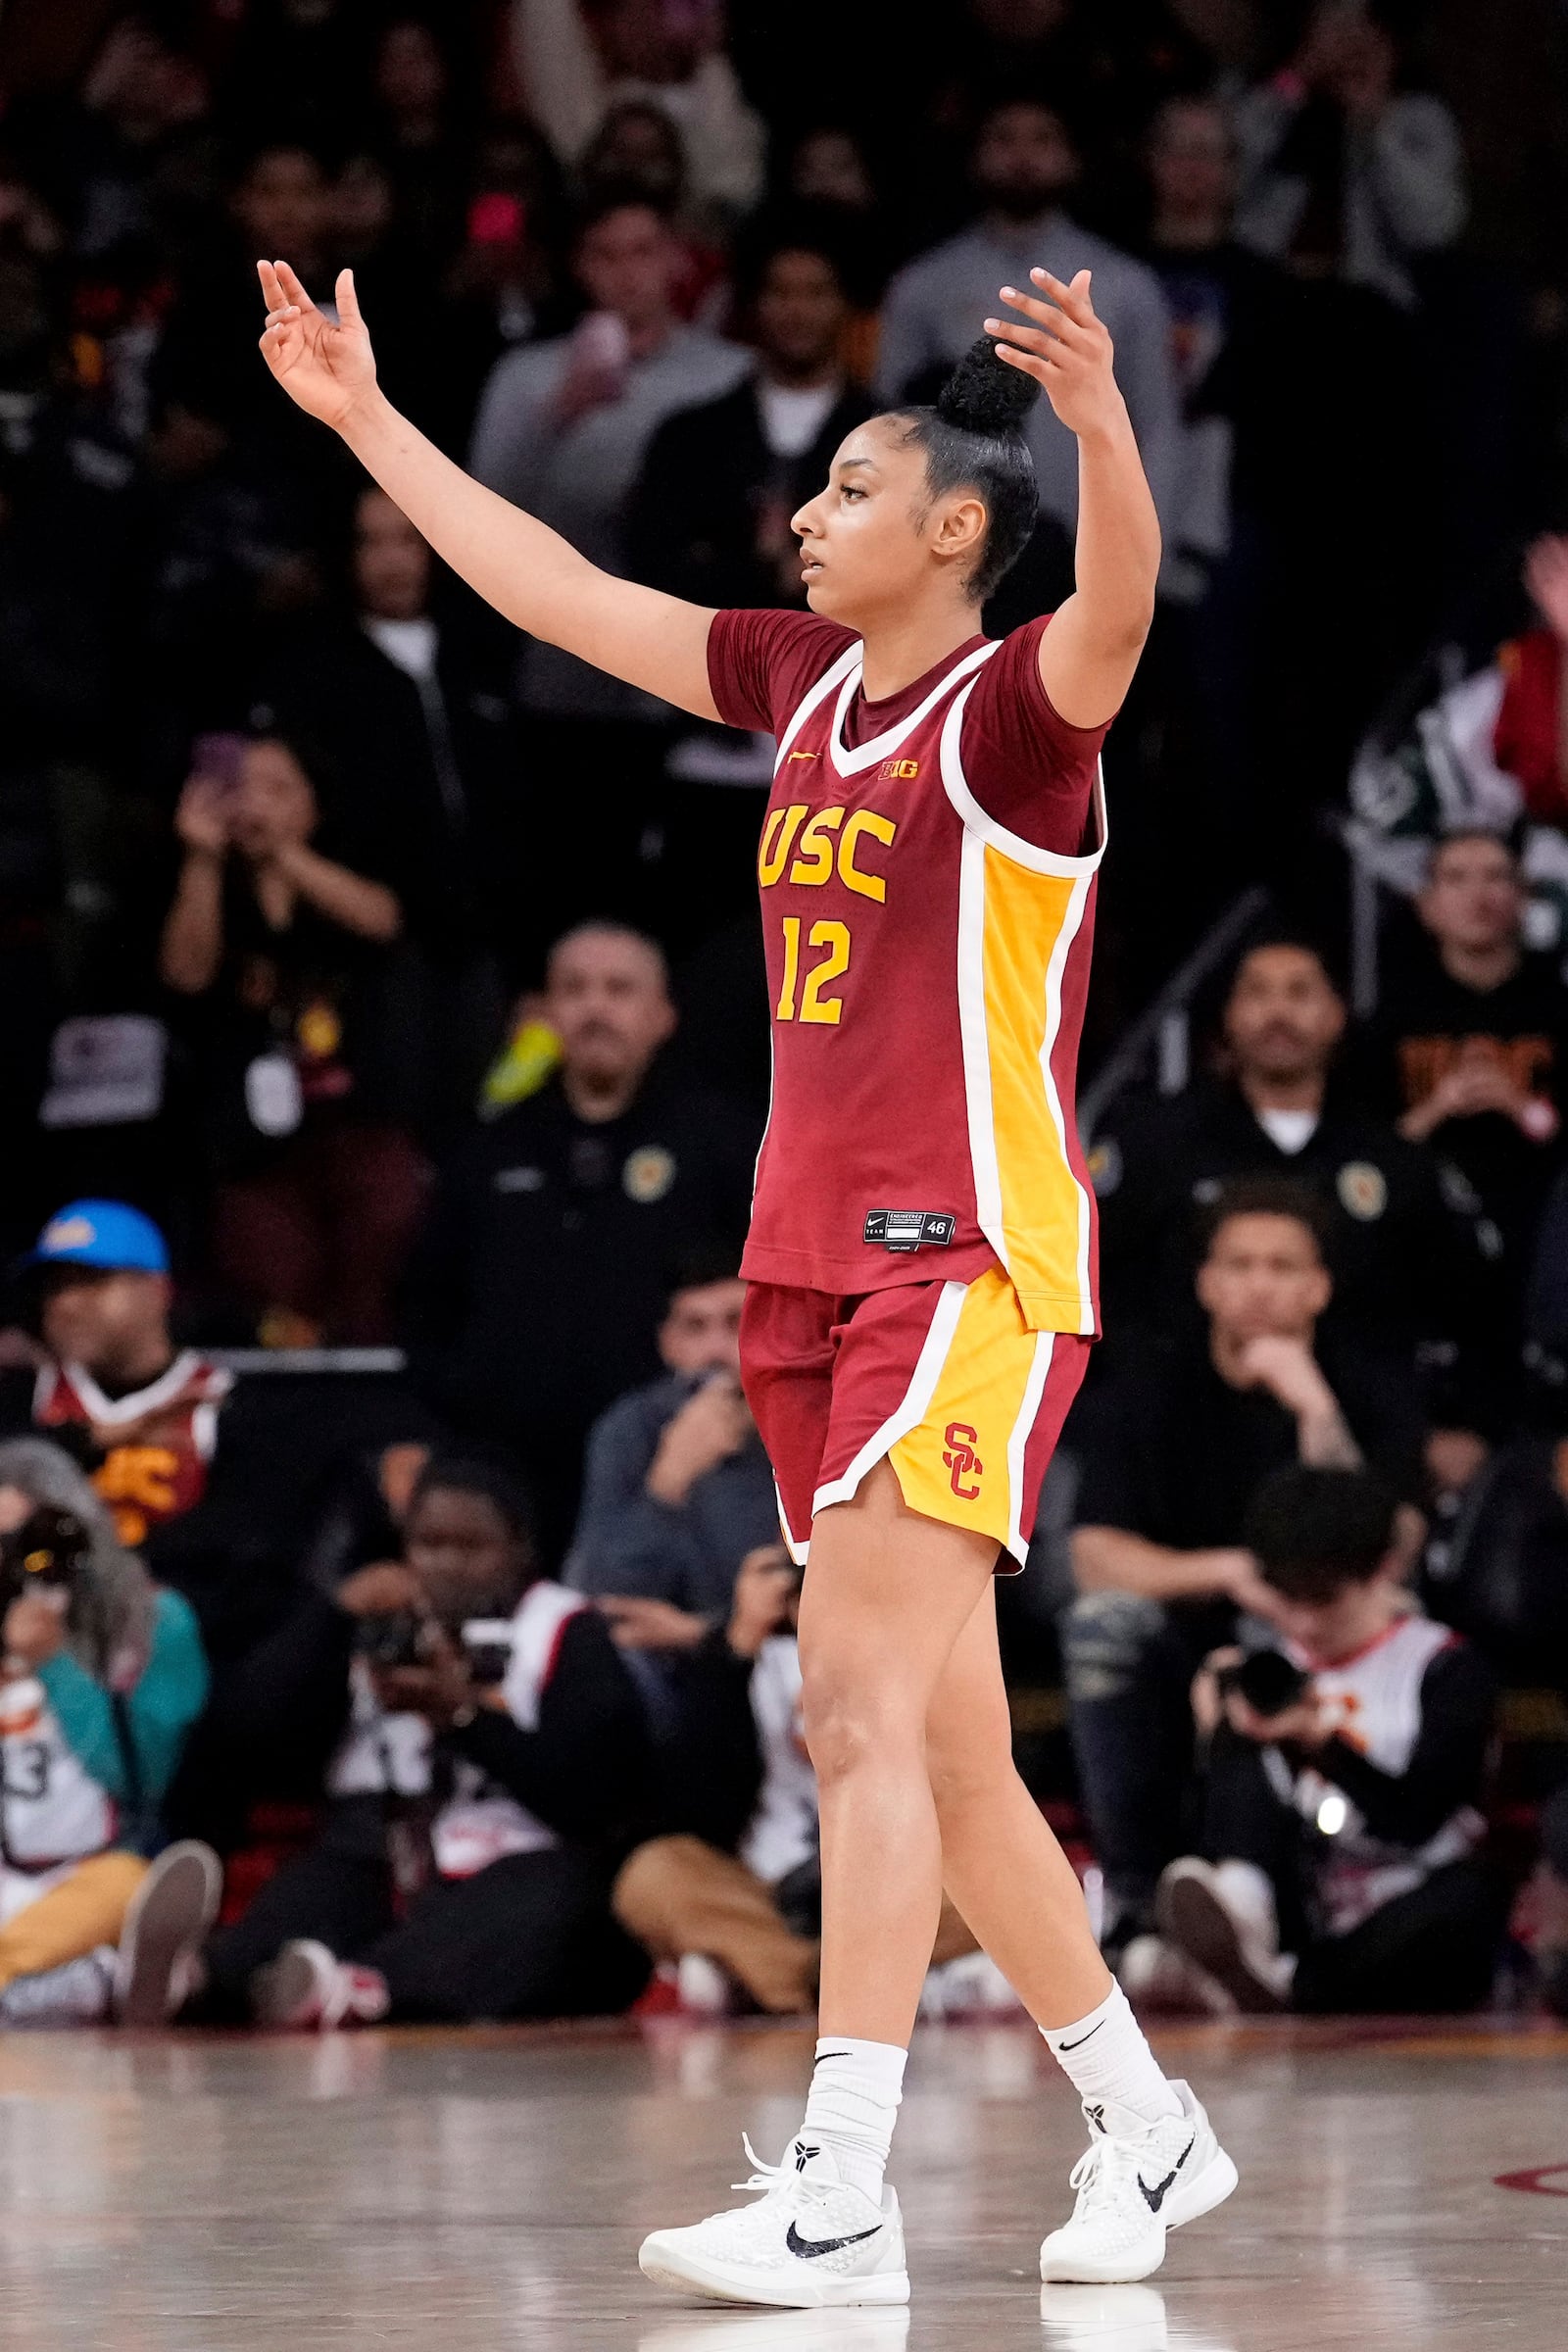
[
  {"x1": 985, "y1": 269, "x2": 1124, "y2": 440},
  {"x1": 258, "y1": 259, "x2": 377, "y2": 431}
]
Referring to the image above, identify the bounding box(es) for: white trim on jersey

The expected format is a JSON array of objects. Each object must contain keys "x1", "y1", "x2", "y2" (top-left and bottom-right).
[
  {"x1": 827, "y1": 641, "x2": 999, "y2": 775},
  {"x1": 956, "y1": 823, "x2": 1004, "y2": 1265},
  {"x1": 771, "y1": 641, "x2": 862, "y2": 771},
  {"x1": 808, "y1": 1278, "x2": 968, "y2": 1524},
  {"x1": 1040, "y1": 871, "x2": 1097, "y2": 1336},
  {"x1": 34, "y1": 1349, "x2": 232, "y2": 1433},
  {"x1": 938, "y1": 677, "x2": 1108, "y2": 877}
]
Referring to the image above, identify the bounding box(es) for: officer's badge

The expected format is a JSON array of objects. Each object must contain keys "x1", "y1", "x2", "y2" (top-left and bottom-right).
[
  {"x1": 1337, "y1": 1160, "x2": 1388, "y2": 1222},
  {"x1": 1086, "y1": 1137, "x2": 1122, "y2": 1198},
  {"x1": 623, "y1": 1146, "x2": 676, "y2": 1203}
]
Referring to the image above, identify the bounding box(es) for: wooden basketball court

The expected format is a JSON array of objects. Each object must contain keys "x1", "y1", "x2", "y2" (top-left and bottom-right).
[{"x1": 0, "y1": 2014, "x2": 1562, "y2": 2348}]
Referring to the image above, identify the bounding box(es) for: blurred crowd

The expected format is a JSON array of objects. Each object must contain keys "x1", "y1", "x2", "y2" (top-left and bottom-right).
[{"x1": 0, "y1": 0, "x2": 1566, "y2": 2034}]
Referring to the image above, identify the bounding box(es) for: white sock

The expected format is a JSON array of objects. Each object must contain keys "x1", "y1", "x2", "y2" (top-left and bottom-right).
[
  {"x1": 799, "y1": 2035, "x2": 906, "y2": 2201},
  {"x1": 1041, "y1": 1983, "x2": 1182, "y2": 2128}
]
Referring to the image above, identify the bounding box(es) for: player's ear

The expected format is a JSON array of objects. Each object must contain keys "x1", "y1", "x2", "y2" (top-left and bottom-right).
[{"x1": 930, "y1": 491, "x2": 988, "y2": 571}]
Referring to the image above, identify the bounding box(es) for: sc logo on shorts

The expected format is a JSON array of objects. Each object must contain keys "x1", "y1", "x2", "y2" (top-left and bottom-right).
[{"x1": 942, "y1": 1421, "x2": 984, "y2": 1500}]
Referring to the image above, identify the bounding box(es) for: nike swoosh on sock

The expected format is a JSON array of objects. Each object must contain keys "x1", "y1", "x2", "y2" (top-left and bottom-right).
[{"x1": 1054, "y1": 2020, "x2": 1105, "y2": 2053}]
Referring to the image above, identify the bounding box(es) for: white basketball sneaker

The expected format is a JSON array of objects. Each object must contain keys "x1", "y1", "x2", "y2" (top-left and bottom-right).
[
  {"x1": 1040, "y1": 2083, "x2": 1238, "y2": 2284},
  {"x1": 639, "y1": 2135, "x2": 909, "y2": 2309}
]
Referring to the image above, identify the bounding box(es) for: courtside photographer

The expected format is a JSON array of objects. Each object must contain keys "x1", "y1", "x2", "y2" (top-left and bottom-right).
[
  {"x1": 0, "y1": 1438, "x2": 212, "y2": 2026},
  {"x1": 1148, "y1": 1464, "x2": 1503, "y2": 2016},
  {"x1": 189, "y1": 1455, "x2": 651, "y2": 2028}
]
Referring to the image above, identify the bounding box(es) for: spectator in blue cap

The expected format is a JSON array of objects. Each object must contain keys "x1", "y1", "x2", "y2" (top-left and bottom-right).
[
  {"x1": 4, "y1": 1200, "x2": 234, "y2": 1559},
  {"x1": 0, "y1": 1202, "x2": 295, "y2": 1750}
]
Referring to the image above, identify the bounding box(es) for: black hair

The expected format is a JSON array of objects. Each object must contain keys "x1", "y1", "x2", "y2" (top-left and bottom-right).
[
  {"x1": 886, "y1": 337, "x2": 1039, "y2": 602},
  {"x1": 663, "y1": 1241, "x2": 742, "y2": 1305},
  {"x1": 570, "y1": 178, "x2": 674, "y2": 243},
  {"x1": 1198, "y1": 1173, "x2": 1332, "y2": 1260},
  {"x1": 730, "y1": 203, "x2": 860, "y2": 312},
  {"x1": 408, "y1": 1453, "x2": 536, "y2": 1558},
  {"x1": 1227, "y1": 931, "x2": 1343, "y2": 997},
  {"x1": 1245, "y1": 1464, "x2": 1399, "y2": 1602}
]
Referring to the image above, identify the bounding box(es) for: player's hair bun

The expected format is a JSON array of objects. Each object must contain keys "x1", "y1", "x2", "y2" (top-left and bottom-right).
[{"x1": 936, "y1": 336, "x2": 1039, "y2": 436}]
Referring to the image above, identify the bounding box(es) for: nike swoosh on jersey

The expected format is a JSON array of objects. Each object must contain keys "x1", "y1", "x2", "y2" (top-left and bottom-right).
[
  {"x1": 785, "y1": 2220, "x2": 883, "y2": 2260},
  {"x1": 1139, "y1": 2135, "x2": 1196, "y2": 2213}
]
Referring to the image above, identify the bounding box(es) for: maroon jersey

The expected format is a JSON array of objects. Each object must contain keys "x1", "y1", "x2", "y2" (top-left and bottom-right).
[{"x1": 709, "y1": 610, "x2": 1109, "y2": 1335}]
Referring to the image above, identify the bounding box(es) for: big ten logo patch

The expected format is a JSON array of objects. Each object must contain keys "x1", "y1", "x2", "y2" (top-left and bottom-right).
[
  {"x1": 876, "y1": 759, "x2": 918, "y2": 782},
  {"x1": 758, "y1": 805, "x2": 897, "y2": 902},
  {"x1": 942, "y1": 1421, "x2": 984, "y2": 1500},
  {"x1": 92, "y1": 1445, "x2": 182, "y2": 1547}
]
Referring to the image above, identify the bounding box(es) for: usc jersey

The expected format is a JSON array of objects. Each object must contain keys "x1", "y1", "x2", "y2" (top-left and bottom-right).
[{"x1": 709, "y1": 610, "x2": 1108, "y2": 1338}]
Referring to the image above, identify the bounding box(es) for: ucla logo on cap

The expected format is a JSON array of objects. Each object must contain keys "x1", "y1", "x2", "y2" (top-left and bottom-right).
[{"x1": 43, "y1": 1216, "x2": 96, "y2": 1252}]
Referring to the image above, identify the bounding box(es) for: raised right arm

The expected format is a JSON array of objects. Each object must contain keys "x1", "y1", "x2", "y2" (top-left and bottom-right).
[{"x1": 258, "y1": 261, "x2": 721, "y2": 720}]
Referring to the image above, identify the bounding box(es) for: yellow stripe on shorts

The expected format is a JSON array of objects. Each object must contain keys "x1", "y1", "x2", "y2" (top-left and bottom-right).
[{"x1": 887, "y1": 1268, "x2": 1054, "y2": 1560}]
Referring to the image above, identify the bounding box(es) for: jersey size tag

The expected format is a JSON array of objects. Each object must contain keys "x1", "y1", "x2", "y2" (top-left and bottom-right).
[{"x1": 863, "y1": 1209, "x2": 956, "y2": 1253}]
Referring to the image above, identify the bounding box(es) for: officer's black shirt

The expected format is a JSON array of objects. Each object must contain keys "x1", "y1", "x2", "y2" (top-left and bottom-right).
[
  {"x1": 409, "y1": 1066, "x2": 759, "y2": 1446},
  {"x1": 1091, "y1": 1079, "x2": 1491, "y2": 1366}
]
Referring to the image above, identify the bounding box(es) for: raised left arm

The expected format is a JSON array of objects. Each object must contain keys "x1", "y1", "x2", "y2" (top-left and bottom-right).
[{"x1": 986, "y1": 269, "x2": 1161, "y2": 727}]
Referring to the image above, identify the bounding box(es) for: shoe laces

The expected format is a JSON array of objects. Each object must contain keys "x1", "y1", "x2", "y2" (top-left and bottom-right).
[
  {"x1": 1067, "y1": 2132, "x2": 1142, "y2": 2216},
  {"x1": 731, "y1": 2134, "x2": 837, "y2": 2206}
]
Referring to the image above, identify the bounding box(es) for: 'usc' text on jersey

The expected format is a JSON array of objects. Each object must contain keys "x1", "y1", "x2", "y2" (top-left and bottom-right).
[{"x1": 708, "y1": 610, "x2": 1109, "y2": 1336}]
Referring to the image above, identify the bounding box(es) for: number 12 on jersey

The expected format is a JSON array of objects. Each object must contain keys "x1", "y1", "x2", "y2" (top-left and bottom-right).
[{"x1": 776, "y1": 917, "x2": 850, "y2": 1024}]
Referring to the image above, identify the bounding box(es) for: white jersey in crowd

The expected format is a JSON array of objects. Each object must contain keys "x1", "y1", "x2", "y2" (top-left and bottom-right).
[
  {"x1": 1262, "y1": 1614, "x2": 1486, "y2": 1937},
  {"x1": 0, "y1": 1673, "x2": 121, "y2": 1918},
  {"x1": 328, "y1": 1579, "x2": 585, "y2": 1880},
  {"x1": 739, "y1": 1635, "x2": 818, "y2": 1889}
]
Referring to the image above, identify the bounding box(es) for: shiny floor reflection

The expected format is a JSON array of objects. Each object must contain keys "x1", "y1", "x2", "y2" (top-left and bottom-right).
[{"x1": 0, "y1": 2017, "x2": 1561, "y2": 2348}]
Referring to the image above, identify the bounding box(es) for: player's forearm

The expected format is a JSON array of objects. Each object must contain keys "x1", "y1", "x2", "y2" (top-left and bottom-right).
[
  {"x1": 1038, "y1": 402, "x2": 1160, "y2": 725},
  {"x1": 340, "y1": 388, "x2": 596, "y2": 636},
  {"x1": 337, "y1": 387, "x2": 719, "y2": 717},
  {"x1": 1072, "y1": 403, "x2": 1161, "y2": 653}
]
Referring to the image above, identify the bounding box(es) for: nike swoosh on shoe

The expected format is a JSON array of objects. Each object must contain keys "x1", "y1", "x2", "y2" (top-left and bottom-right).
[
  {"x1": 785, "y1": 2221, "x2": 883, "y2": 2260},
  {"x1": 1138, "y1": 2135, "x2": 1196, "y2": 2214}
]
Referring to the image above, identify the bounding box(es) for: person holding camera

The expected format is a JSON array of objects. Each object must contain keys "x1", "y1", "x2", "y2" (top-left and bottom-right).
[
  {"x1": 0, "y1": 1438, "x2": 215, "y2": 2027},
  {"x1": 1064, "y1": 1176, "x2": 1424, "y2": 1968},
  {"x1": 190, "y1": 1455, "x2": 653, "y2": 2028},
  {"x1": 1149, "y1": 1464, "x2": 1500, "y2": 2015}
]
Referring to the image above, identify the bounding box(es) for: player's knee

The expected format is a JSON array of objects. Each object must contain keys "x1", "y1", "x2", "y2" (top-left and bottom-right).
[
  {"x1": 926, "y1": 1711, "x2": 1013, "y2": 1816},
  {"x1": 800, "y1": 1668, "x2": 917, "y2": 1788}
]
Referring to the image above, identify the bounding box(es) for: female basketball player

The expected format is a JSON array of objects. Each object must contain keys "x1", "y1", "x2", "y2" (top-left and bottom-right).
[{"x1": 257, "y1": 248, "x2": 1237, "y2": 2305}]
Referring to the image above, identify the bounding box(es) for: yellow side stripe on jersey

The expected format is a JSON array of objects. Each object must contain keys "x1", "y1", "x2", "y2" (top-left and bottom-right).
[{"x1": 979, "y1": 843, "x2": 1097, "y2": 1334}]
